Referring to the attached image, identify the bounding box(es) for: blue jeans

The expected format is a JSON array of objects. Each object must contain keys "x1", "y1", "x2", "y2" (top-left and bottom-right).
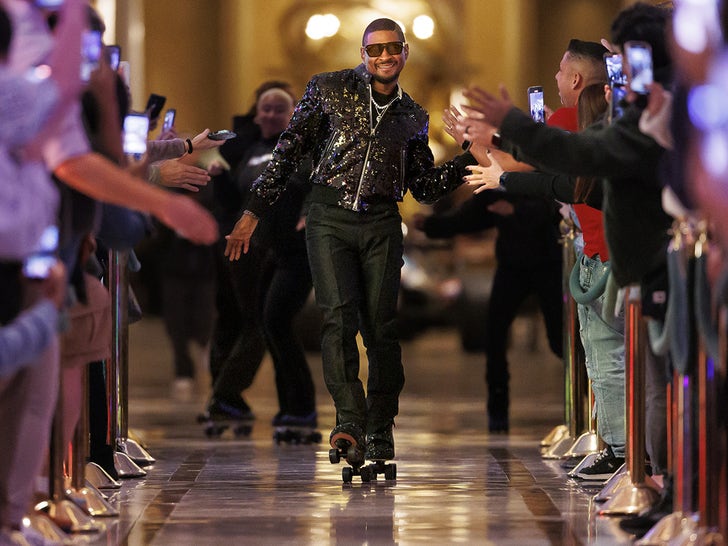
[
  {"x1": 576, "y1": 254, "x2": 626, "y2": 457},
  {"x1": 305, "y1": 201, "x2": 404, "y2": 435}
]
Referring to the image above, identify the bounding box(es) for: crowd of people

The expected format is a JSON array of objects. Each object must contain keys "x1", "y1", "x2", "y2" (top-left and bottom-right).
[{"x1": 1, "y1": 0, "x2": 727, "y2": 544}]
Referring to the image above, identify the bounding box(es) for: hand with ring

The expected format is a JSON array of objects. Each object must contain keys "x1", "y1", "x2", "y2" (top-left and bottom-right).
[{"x1": 442, "y1": 104, "x2": 468, "y2": 148}]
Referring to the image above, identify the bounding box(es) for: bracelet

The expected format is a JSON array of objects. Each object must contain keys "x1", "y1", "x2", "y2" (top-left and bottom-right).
[
  {"x1": 243, "y1": 210, "x2": 259, "y2": 221},
  {"x1": 185, "y1": 138, "x2": 193, "y2": 154},
  {"x1": 461, "y1": 140, "x2": 472, "y2": 152}
]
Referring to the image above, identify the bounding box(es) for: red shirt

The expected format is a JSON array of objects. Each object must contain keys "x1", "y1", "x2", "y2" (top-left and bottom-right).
[{"x1": 547, "y1": 107, "x2": 609, "y2": 261}]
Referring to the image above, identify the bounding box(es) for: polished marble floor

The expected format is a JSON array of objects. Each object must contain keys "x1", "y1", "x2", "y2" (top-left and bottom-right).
[{"x1": 72, "y1": 316, "x2": 636, "y2": 546}]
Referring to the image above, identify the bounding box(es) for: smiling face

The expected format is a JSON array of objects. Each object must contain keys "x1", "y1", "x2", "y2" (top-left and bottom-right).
[
  {"x1": 361, "y1": 29, "x2": 408, "y2": 93},
  {"x1": 254, "y1": 88, "x2": 294, "y2": 139}
]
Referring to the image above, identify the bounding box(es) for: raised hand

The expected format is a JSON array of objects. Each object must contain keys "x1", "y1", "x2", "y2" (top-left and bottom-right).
[
  {"x1": 463, "y1": 154, "x2": 504, "y2": 194},
  {"x1": 158, "y1": 159, "x2": 211, "y2": 192}
]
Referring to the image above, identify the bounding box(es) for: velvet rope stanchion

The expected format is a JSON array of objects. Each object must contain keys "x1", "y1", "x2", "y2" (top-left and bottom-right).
[
  {"x1": 108, "y1": 250, "x2": 147, "y2": 478},
  {"x1": 39, "y1": 372, "x2": 102, "y2": 534},
  {"x1": 66, "y1": 365, "x2": 119, "y2": 517},
  {"x1": 542, "y1": 220, "x2": 587, "y2": 458},
  {"x1": 599, "y1": 286, "x2": 660, "y2": 516}
]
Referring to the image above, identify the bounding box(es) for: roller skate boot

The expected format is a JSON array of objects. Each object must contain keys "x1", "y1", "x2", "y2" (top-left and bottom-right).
[
  {"x1": 273, "y1": 412, "x2": 322, "y2": 444},
  {"x1": 197, "y1": 398, "x2": 255, "y2": 438}
]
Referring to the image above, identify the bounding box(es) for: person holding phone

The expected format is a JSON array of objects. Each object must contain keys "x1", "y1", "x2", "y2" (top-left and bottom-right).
[
  {"x1": 458, "y1": 2, "x2": 673, "y2": 525},
  {"x1": 0, "y1": 1, "x2": 216, "y2": 538}
]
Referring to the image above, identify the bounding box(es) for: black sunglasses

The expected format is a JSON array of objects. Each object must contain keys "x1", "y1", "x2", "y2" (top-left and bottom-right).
[{"x1": 364, "y1": 41, "x2": 405, "y2": 57}]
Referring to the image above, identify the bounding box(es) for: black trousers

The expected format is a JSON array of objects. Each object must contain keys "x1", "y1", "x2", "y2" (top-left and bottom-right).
[{"x1": 484, "y1": 261, "x2": 563, "y2": 393}]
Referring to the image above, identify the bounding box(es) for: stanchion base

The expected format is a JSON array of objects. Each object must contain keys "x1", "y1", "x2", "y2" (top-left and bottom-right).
[
  {"x1": 593, "y1": 463, "x2": 628, "y2": 502},
  {"x1": 634, "y1": 511, "x2": 699, "y2": 545},
  {"x1": 85, "y1": 462, "x2": 121, "y2": 489},
  {"x1": 567, "y1": 451, "x2": 600, "y2": 479},
  {"x1": 114, "y1": 450, "x2": 146, "y2": 478},
  {"x1": 66, "y1": 485, "x2": 119, "y2": 517},
  {"x1": 119, "y1": 438, "x2": 155, "y2": 466},
  {"x1": 540, "y1": 424, "x2": 569, "y2": 448},
  {"x1": 541, "y1": 434, "x2": 574, "y2": 459},
  {"x1": 563, "y1": 431, "x2": 600, "y2": 460},
  {"x1": 22, "y1": 512, "x2": 71, "y2": 545},
  {"x1": 598, "y1": 481, "x2": 660, "y2": 517},
  {"x1": 36, "y1": 499, "x2": 105, "y2": 534}
]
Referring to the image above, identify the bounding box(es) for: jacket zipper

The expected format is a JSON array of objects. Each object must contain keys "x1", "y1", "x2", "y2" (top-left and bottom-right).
[{"x1": 354, "y1": 85, "x2": 392, "y2": 211}]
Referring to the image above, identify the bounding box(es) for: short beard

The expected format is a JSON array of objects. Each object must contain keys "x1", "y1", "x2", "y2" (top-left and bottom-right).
[{"x1": 373, "y1": 73, "x2": 399, "y2": 85}]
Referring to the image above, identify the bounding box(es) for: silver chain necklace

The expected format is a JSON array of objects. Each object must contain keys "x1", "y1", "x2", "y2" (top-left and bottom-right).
[{"x1": 370, "y1": 93, "x2": 397, "y2": 128}]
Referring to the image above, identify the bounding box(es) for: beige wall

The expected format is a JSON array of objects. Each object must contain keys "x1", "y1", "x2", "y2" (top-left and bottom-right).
[{"x1": 111, "y1": 0, "x2": 637, "y2": 141}]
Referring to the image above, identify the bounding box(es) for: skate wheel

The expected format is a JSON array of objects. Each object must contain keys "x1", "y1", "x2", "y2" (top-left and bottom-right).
[
  {"x1": 204, "y1": 425, "x2": 225, "y2": 438},
  {"x1": 233, "y1": 424, "x2": 252, "y2": 437},
  {"x1": 342, "y1": 467, "x2": 353, "y2": 483},
  {"x1": 384, "y1": 463, "x2": 397, "y2": 481},
  {"x1": 329, "y1": 448, "x2": 340, "y2": 464},
  {"x1": 360, "y1": 466, "x2": 373, "y2": 482}
]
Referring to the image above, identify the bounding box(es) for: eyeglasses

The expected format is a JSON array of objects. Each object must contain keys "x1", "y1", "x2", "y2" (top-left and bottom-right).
[{"x1": 364, "y1": 41, "x2": 405, "y2": 57}]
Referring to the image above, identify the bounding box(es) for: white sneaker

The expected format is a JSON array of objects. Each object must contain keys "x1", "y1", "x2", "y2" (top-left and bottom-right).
[{"x1": 171, "y1": 377, "x2": 195, "y2": 402}]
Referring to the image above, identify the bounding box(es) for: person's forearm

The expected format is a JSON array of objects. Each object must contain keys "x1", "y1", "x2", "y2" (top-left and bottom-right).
[
  {"x1": 502, "y1": 171, "x2": 576, "y2": 203},
  {"x1": 500, "y1": 108, "x2": 662, "y2": 179},
  {"x1": 147, "y1": 139, "x2": 186, "y2": 163},
  {"x1": 54, "y1": 152, "x2": 173, "y2": 217},
  {"x1": 0, "y1": 300, "x2": 58, "y2": 378}
]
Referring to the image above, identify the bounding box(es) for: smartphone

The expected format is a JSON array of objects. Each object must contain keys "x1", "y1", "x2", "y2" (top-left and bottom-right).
[
  {"x1": 162, "y1": 108, "x2": 176, "y2": 132},
  {"x1": 604, "y1": 52, "x2": 627, "y2": 88},
  {"x1": 34, "y1": 0, "x2": 64, "y2": 7},
  {"x1": 624, "y1": 41, "x2": 653, "y2": 95},
  {"x1": 207, "y1": 130, "x2": 237, "y2": 141},
  {"x1": 123, "y1": 113, "x2": 150, "y2": 156},
  {"x1": 145, "y1": 93, "x2": 167, "y2": 121},
  {"x1": 105, "y1": 45, "x2": 121, "y2": 71},
  {"x1": 22, "y1": 226, "x2": 59, "y2": 280},
  {"x1": 527, "y1": 86, "x2": 544, "y2": 123},
  {"x1": 609, "y1": 83, "x2": 628, "y2": 124},
  {"x1": 80, "y1": 30, "x2": 103, "y2": 82}
]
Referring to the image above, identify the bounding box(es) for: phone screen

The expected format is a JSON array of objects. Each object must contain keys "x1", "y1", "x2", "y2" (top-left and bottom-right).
[
  {"x1": 604, "y1": 53, "x2": 627, "y2": 88},
  {"x1": 123, "y1": 113, "x2": 150, "y2": 155},
  {"x1": 106, "y1": 45, "x2": 121, "y2": 71},
  {"x1": 527, "y1": 86, "x2": 544, "y2": 123},
  {"x1": 22, "y1": 226, "x2": 59, "y2": 280},
  {"x1": 80, "y1": 30, "x2": 102, "y2": 82},
  {"x1": 624, "y1": 41, "x2": 653, "y2": 95},
  {"x1": 34, "y1": 0, "x2": 64, "y2": 7},
  {"x1": 162, "y1": 109, "x2": 176, "y2": 132}
]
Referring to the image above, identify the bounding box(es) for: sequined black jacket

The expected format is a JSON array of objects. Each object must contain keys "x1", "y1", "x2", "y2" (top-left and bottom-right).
[{"x1": 246, "y1": 64, "x2": 474, "y2": 214}]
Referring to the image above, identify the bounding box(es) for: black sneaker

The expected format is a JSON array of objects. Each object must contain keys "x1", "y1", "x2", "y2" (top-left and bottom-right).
[
  {"x1": 574, "y1": 446, "x2": 624, "y2": 481},
  {"x1": 365, "y1": 424, "x2": 395, "y2": 461}
]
